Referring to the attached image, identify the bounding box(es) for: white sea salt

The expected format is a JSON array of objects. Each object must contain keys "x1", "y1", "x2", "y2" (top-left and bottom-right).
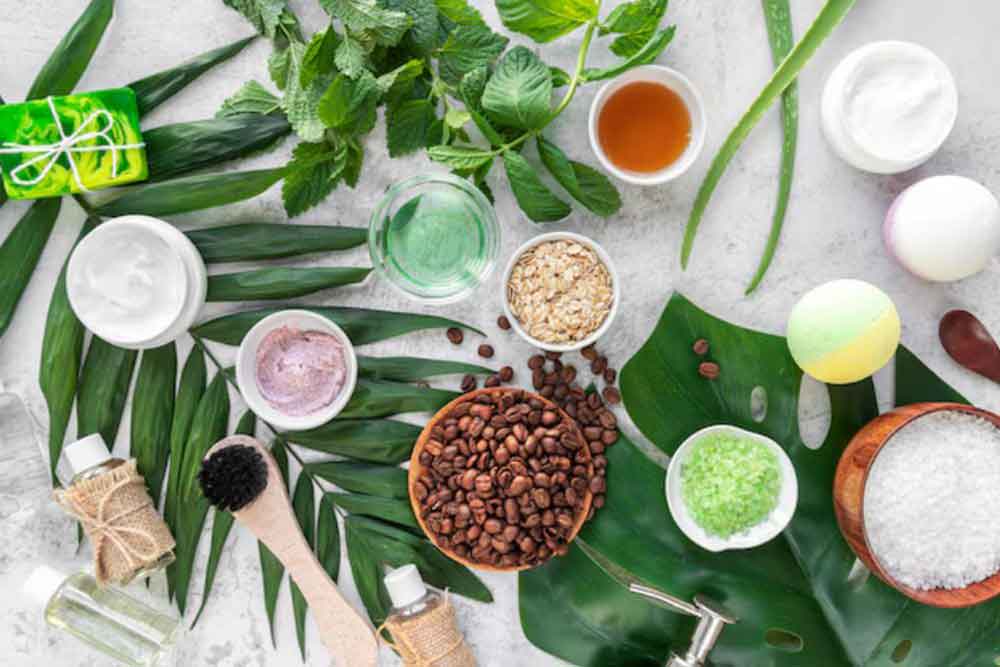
[{"x1": 864, "y1": 410, "x2": 1000, "y2": 590}]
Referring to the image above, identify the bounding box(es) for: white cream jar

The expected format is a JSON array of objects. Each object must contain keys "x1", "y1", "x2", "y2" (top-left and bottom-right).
[
  {"x1": 821, "y1": 41, "x2": 958, "y2": 174},
  {"x1": 67, "y1": 215, "x2": 207, "y2": 349}
]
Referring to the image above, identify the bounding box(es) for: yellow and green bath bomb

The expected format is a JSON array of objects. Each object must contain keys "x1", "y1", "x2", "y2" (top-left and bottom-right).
[{"x1": 786, "y1": 279, "x2": 900, "y2": 384}]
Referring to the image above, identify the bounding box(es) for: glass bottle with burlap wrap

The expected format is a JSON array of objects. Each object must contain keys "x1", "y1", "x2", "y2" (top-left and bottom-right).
[
  {"x1": 54, "y1": 434, "x2": 175, "y2": 585},
  {"x1": 379, "y1": 565, "x2": 476, "y2": 667}
]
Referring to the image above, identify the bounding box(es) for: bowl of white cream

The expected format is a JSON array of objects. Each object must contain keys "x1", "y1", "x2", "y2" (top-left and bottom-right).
[
  {"x1": 67, "y1": 216, "x2": 207, "y2": 349},
  {"x1": 821, "y1": 41, "x2": 958, "y2": 174}
]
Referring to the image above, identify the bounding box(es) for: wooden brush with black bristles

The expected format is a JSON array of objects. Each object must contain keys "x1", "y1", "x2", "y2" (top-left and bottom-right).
[{"x1": 199, "y1": 435, "x2": 377, "y2": 666}]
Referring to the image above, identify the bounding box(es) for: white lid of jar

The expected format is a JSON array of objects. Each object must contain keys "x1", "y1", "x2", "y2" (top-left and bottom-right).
[
  {"x1": 384, "y1": 564, "x2": 427, "y2": 609},
  {"x1": 64, "y1": 433, "x2": 112, "y2": 474},
  {"x1": 23, "y1": 565, "x2": 67, "y2": 608},
  {"x1": 821, "y1": 41, "x2": 958, "y2": 174}
]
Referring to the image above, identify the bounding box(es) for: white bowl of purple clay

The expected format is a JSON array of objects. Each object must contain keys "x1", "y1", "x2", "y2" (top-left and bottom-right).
[{"x1": 236, "y1": 309, "x2": 358, "y2": 432}]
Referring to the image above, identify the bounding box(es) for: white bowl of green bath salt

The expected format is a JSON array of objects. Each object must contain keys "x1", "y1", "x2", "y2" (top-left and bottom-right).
[{"x1": 666, "y1": 425, "x2": 798, "y2": 552}]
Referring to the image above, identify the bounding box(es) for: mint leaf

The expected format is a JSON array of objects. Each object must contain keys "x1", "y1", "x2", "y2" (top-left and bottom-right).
[
  {"x1": 280, "y1": 41, "x2": 333, "y2": 142},
  {"x1": 427, "y1": 145, "x2": 494, "y2": 170},
  {"x1": 600, "y1": 0, "x2": 668, "y2": 58},
  {"x1": 282, "y1": 142, "x2": 345, "y2": 216},
  {"x1": 445, "y1": 108, "x2": 471, "y2": 129},
  {"x1": 549, "y1": 66, "x2": 571, "y2": 87},
  {"x1": 223, "y1": 0, "x2": 288, "y2": 39},
  {"x1": 301, "y1": 27, "x2": 339, "y2": 88},
  {"x1": 393, "y1": 0, "x2": 441, "y2": 54},
  {"x1": 496, "y1": 0, "x2": 598, "y2": 43},
  {"x1": 582, "y1": 25, "x2": 676, "y2": 82},
  {"x1": 458, "y1": 66, "x2": 489, "y2": 110},
  {"x1": 434, "y1": 0, "x2": 483, "y2": 25},
  {"x1": 268, "y1": 46, "x2": 293, "y2": 90},
  {"x1": 376, "y1": 59, "x2": 424, "y2": 96},
  {"x1": 320, "y1": 0, "x2": 412, "y2": 46},
  {"x1": 318, "y1": 72, "x2": 379, "y2": 134},
  {"x1": 536, "y1": 136, "x2": 621, "y2": 217},
  {"x1": 436, "y1": 24, "x2": 508, "y2": 85},
  {"x1": 481, "y1": 46, "x2": 552, "y2": 130},
  {"x1": 387, "y1": 99, "x2": 437, "y2": 156},
  {"x1": 342, "y1": 140, "x2": 364, "y2": 187},
  {"x1": 217, "y1": 80, "x2": 282, "y2": 117},
  {"x1": 334, "y1": 34, "x2": 368, "y2": 78},
  {"x1": 502, "y1": 151, "x2": 570, "y2": 222}
]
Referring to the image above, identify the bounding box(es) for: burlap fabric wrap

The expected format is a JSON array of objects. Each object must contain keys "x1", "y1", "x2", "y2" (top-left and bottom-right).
[
  {"x1": 54, "y1": 461, "x2": 175, "y2": 585},
  {"x1": 378, "y1": 595, "x2": 476, "y2": 667}
]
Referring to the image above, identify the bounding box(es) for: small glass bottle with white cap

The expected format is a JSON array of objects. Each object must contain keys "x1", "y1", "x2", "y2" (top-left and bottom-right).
[
  {"x1": 385, "y1": 564, "x2": 442, "y2": 619},
  {"x1": 22, "y1": 566, "x2": 180, "y2": 667},
  {"x1": 62, "y1": 433, "x2": 175, "y2": 578}
]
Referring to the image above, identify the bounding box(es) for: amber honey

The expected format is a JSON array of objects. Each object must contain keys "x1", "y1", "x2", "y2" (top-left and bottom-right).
[{"x1": 597, "y1": 81, "x2": 692, "y2": 173}]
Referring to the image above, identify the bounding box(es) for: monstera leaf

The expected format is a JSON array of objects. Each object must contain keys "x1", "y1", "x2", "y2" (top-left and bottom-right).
[{"x1": 520, "y1": 293, "x2": 1000, "y2": 666}]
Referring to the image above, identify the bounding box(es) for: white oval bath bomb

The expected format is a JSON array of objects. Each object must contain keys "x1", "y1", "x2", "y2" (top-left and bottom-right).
[{"x1": 885, "y1": 175, "x2": 1000, "y2": 282}]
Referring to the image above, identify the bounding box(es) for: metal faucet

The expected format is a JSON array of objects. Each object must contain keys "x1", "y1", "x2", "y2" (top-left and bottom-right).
[{"x1": 629, "y1": 583, "x2": 738, "y2": 667}]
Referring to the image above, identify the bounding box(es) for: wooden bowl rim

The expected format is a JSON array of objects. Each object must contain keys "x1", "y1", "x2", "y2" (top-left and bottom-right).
[
  {"x1": 846, "y1": 401, "x2": 1000, "y2": 608},
  {"x1": 408, "y1": 387, "x2": 595, "y2": 573}
]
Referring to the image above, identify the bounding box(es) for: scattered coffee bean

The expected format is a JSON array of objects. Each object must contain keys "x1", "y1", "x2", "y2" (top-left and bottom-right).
[
  {"x1": 581, "y1": 345, "x2": 598, "y2": 361},
  {"x1": 591, "y1": 357, "x2": 607, "y2": 375},
  {"x1": 499, "y1": 366, "x2": 514, "y2": 382},
  {"x1": 485, "y1": 375, "x2": 501, "y2": 387},
  {"x1": 545, "y1": 351, "x2": 562, "y2": 361},
  {"x1": 602, "y1": 387, "x2": 621, "y2": 405},
  {"x1": 461, "y1": 375, "x2": 477, "y2": 393},
  {"x1": 698, "y1": 361, "x2": 720, "y2": 380},
  {"x1": 415, "y1": 388, "x2": 595, "y2": 569},
  {"x1": 693, "y1": 338, "x2": 710, "y2": 356},
  {"x1": 528, "y1": 354, "x2": 545, "y2": 370},
  {"x1": 447, "y1": 327, "x2": 464, "y2": 345},
  {"x1": 603, "y1": 368, "x2": 617, "y2": 384},
  {"x1": 497, "y1": 315, "x2": 511, "y2": 330},
  {"x1": 478, "y1": 344, "x2": 495, "y2": 358}
]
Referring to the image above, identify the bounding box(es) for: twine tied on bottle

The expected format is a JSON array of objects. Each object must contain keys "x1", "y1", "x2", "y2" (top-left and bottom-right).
[
  {"x1": 54, "y1": 460, "x2": 175, "y2": 585},
  {"x1": 0, "y1": 96, "x2": 145, "y2": 193},
  {"x1": 376, "y1": 593, "x2": 476, "y2": 667}
]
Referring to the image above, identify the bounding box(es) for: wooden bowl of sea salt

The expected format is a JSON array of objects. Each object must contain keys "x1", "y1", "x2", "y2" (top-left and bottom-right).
[{"x1": 834, "y1": 402, "x2": 1000, "y2": 608}]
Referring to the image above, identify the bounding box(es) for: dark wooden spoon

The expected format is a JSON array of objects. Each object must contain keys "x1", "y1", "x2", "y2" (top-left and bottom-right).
[{"x1": 939, "y1": 310, "x2": 1000, "y2": 383}]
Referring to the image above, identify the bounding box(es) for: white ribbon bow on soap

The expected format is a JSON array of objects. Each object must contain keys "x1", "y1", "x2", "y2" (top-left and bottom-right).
[{"x1": 0, "y1": 96, "x2": 145, "y2": 193}]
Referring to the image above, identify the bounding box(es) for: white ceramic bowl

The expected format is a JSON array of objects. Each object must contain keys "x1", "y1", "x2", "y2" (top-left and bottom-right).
[
  {"x1": 665, "y1": 425, "x2": 798, "y2": 552},
  {"x1": 588, "y1": 65, "x2": 707, "y2": 186},
  {"x1": 501, "y1": 232, "x2": 620, "y2": 353},
  {"x1": 236, "y1": 310, "x2": 358, "y2": 431}
]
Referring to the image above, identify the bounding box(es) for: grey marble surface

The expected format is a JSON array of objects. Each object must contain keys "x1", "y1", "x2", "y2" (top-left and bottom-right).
[{"x1": 2, "y1": 1, "x2": 999, "y2": 665}]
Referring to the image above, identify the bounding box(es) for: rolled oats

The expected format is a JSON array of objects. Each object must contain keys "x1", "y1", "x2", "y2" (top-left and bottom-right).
[{"x1": 507, "y1": 239, "x2": 613, "y2": 344}]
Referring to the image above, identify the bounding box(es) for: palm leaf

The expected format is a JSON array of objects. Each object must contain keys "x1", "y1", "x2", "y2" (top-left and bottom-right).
[
  {"x1": 259, "y1": 440, "x2": 289, "y2": 647},
  {"x1": 76, "y1": 338, "x2": 138, "y2": 446},
  {"x1": 285, "y1": 419, "x2": 421, "y2": 464},
  {"x1": 0, "y1": 199, "x2": 61, "y2": 339},
  {"x1": 26, "y1": 0, "x2": 114, "y2": 100},
  {"x1": 130, "y1": 343, "x2": 177, "y2": 502},
  {"x1": 206, "y1": 267, "x2": 371, "y2": 302},
  {"x1": 186, "y1": 223, "x2": 366, "y2": 263}
]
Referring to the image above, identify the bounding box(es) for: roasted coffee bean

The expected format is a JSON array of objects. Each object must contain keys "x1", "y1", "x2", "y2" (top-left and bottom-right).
[
  {"x1": 560, "y1": 365, "x2": 577, "y2": 384},
  {"x1": 528, "y1": 354, "x2": 545, "y2": 370},
  {"x1": 497, "y1": 315, "x2": 512, "y2": 330},
  {"x1": 698, "y1": 361, "x2": 720, "y2": 380},
  {"x1": 598, "y1": 409, "x2": 617, "y2": 429},
  {"x1": 447, "y1": 327, "x2": 464, "y2": 344},
  {"x1": 478, "y1": 344, "x2": 495, "y2": 358},
  {"x1": 484, "y1": 518, "x2": 503, "y2": 534},
  {"x1": 499, "y1": 366, "x2": 514, "y2": 382},
  {"x1": 603, "y1": 368, "x2": 617, "y2": 384},
  {"x1": 581, "y1": 345, "x2": 598, "y2": 361},
  {"x1": 693, "y1": 338, "x2": 710, "y2": 355},
  {"x1": 508, "y1": 474, "x2": 532, "y2": 496},
  {"x1": 485, "y1": 375, "x2": 501, "y2": 388},
  {"x1": 545, "y1": 351, "x2": 561, "y2": 361},
  {"x1": 531, "y1": 368, "x2": 545, "y2": 389},
  {"x1": 591, "y1": 357, "x2": 607, "y2": 375},
  {"x1": 602, "y1": 387, "x2": 621, "y2": 405}
]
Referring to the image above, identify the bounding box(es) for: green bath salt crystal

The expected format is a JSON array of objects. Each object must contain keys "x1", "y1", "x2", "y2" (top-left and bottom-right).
[{"x1": 681, "y1": 433, "x2": 782, "y2": 537}]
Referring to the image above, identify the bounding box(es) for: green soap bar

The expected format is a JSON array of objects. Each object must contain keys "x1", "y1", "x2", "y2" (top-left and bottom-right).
[
  {"x1": 0, "y1": 88, "x2": 147, "y2": 199},
  {"x1": 681, "y1": 432, "x2": 781, "y2": 538}
]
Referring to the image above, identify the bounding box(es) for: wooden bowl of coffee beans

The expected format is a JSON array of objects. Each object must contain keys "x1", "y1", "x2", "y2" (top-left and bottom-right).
[{"x1": 409, "y1": 387, "x2": 596, "y2": 571}]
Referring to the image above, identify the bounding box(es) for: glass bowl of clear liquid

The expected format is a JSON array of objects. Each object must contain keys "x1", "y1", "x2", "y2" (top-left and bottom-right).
[{"x1": 369, "y1": 173, "x2": 501, "y2": 304}]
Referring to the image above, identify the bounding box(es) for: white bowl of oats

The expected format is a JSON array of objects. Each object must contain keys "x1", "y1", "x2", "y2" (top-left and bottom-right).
[{"x1": 502, "y1": 232, "x2": 619, "y2": 352}]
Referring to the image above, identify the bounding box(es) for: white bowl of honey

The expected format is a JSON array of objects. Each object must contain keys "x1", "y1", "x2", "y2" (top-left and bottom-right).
[{"x1": 588, "y1": 65, "x2": 706, "y2": 186}]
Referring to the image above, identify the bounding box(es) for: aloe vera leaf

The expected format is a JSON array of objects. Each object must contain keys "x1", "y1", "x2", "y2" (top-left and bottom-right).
[
  {"x1": 129, "y1": 36, "x2": 255, "y2": 116},
  {"x1": 26, "y1": 0, "x2": 114, "y2": 99},
  {"x1": 186, "y1": 223, "x2": 366, "y2": 263},
  {"x1": 680, "y1": 0, "x2": 857, "y2": 269},
  {"x1": 745, "y1": 0, "x2": 798, "y2": 294},
  {"x1": 0, "y1": 199, "x2": 61, "y2": 339},
  {"x1": 191, "y1": 410, "x2": 256, "y2": 626},
  {"x1": 39, "y1": 217, "x2": 97, "y2": 484}
]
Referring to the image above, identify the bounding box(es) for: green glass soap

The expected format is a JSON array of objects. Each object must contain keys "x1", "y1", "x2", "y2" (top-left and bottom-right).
[{"x1": 0, "y1": 88, "x2": 147, "y2": 199}]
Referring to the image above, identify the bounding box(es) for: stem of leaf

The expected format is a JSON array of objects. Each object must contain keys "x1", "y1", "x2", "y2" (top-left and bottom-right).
[{"x1": 189, "y1": 334, "x2": 348, "y2": 519}]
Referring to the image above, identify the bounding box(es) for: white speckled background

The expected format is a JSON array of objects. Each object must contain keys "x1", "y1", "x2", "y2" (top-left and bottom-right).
[{"x1": 2, "y1": 1, "x2": 999, "y2": 665}]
